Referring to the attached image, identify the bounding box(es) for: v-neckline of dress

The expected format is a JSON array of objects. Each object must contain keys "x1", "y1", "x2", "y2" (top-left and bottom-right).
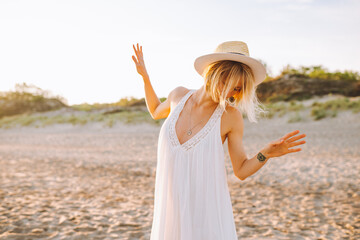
[{"x1": 170, "y1": 89, "x2": 221, "y2": 152}]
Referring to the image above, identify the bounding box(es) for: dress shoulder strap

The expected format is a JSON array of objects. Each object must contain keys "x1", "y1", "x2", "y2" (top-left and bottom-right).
[
  {"x1": 179, "y1": 89, "x2": 195, "y2": 105},
  {"x1": 169, "y1": 89, "x2": 194, "y2": 116}
]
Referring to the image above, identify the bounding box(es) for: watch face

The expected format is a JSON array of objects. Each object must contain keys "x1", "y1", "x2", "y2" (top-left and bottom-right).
[{"x1": 257, "y1": 152, "x2": 266, "y2": 162}]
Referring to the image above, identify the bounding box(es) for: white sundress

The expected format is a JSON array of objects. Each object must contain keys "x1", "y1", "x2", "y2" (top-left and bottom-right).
[{"x1": 150, "y1": 89, "x2": 238, "y2": 240}]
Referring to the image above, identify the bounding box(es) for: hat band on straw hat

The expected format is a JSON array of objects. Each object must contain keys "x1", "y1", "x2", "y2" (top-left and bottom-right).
[{"x1": 228, "y1": 52, "x2": 246, "y2": 56}]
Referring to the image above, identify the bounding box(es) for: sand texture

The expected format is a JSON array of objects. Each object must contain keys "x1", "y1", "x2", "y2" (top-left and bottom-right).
[{"x1": 0, "y1": 111, "x2": 359, "y2": 239}]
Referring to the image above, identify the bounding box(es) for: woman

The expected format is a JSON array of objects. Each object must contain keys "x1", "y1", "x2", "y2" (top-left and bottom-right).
[{"x1": 132, "y1": 41, "x2": 306, "y2": 240}]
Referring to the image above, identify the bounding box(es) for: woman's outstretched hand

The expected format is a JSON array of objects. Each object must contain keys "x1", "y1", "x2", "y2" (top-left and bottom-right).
[
  {"x1": 262, "y1": 130, "x2": 306, "y2": 158},
  {"x1": 132, "y1": 43, "x2": 149, "y2": 79}
]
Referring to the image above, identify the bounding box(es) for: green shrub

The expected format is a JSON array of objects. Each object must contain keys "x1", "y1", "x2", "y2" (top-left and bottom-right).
[
  {"x1": 288, "y1": 111, "x2": 304, "y2": 123},
  {"x1": 279, "y1": 64, "x2": 360, "y2": 81},
  {"x1": 311, "y1": 106, "x2": 327, "y2": 120},
  {"x1": 288, "y1": 101, "x2": 305, "y2": 111},
  {"x1": 0, "y1": 83, "x2": 67, "y2": 118},
  {"x1": 105, "y1": 118, "x2": 115, "y2": 128}
]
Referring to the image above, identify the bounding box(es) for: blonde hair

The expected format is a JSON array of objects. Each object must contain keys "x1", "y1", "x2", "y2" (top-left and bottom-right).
[{"x1": 203, "y1": 60, "x2": 268, "y2": 123}]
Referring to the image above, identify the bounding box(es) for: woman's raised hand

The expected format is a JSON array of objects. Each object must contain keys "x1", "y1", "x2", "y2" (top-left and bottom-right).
[
  {"x1": 262, "y1": 130, "x2": 306, "y2": 158},
  {"x1": 132, "y1": 43, "x2": 149, "y2": 79}
]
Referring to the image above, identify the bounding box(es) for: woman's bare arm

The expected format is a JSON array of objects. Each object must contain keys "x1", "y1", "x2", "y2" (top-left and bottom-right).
[
  {"x1": 132, "y1": 43, "x2": 185, "y2": 119},
  {"x1": 142, "y1": 75, "x2": 162, "y2": 119},
  {"x1": 227, "y1": 108, "x2": 306, "y2": 181},
  {"x1": 226, "y1": 108, "x2": 270, "y2": 180},
  {"x1": 132, "y1": 43, "x2": 159, "y2": 118},
  {"x1": 226, "y1": 108, "x2": 248, "y2": 180}
]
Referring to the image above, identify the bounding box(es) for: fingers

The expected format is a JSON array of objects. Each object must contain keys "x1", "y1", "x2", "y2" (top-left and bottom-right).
[
  {"x1": 288, "y1": 148, "x2": 302, "y2": 153},
  {"x1": 139, "y1": 45, "x2": 143, "y2": 58},
  {"x1": 133, "y1": 43, "x2": 139, "y2": 56},
  {"x1": 287, "y1": 140, "x2": 306, "y2": 148},
  {"x1": 132, "y1": 43, "x2": 144, "y2": 63},
  {"x1": 286, "y1": 133, "x2": 306, "y2": 143},
  {"x1": 132, "y1": 47, "x2": 139, "y2": 62},
  {"x1": 132, "y1": 43, "x2": 143, "y2": 54},
  {"x1": 132, "y1": 55, "x2": 138, "y2": 64},
  {"x1": 133, "y1": 43, "x2": 138, "y2": 53},
  {"x1": 281, "y1": 130, "x2": 303, "y2": 141}
]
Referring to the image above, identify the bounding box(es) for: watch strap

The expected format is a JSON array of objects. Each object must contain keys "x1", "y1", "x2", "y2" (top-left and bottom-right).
[{"x1": 257, "y1": 152, "x2": 267, "y2": 162}]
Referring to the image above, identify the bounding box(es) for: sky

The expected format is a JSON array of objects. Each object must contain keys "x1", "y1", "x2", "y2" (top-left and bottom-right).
[{"x1": 0, "y1": 0, "x2": 359, "y2": 105}]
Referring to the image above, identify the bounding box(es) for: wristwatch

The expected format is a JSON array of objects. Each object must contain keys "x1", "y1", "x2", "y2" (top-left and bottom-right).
[{"x1": 257, "y1": 152, "x2": 267, "y2": 162}]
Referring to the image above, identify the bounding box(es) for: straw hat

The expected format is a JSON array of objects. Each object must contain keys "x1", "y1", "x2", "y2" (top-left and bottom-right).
[{"x1": 194, "y1": 41, "x2": 267, "y2": 86}]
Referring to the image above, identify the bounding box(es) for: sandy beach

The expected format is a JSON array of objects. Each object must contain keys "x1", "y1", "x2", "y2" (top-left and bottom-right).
[{"x1": 0, "y1": 108, "x2": 359, "y2": 239}]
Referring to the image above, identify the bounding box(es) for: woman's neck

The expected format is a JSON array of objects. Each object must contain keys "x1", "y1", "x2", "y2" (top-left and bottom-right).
[{"x1": 191, "y1": 85, "x2": 218, "y2": 109}]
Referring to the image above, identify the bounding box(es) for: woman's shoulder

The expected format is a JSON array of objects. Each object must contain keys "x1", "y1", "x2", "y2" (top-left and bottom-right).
[
  {"x1": 223, "y1": 104, "x2": 243, "y2": 122},
  {"x1": 221, "y1": 104, "x2": 244, "y2": 135},
  {"x1": 169, "y1": 86, "x2": 192, "y2": 105}
]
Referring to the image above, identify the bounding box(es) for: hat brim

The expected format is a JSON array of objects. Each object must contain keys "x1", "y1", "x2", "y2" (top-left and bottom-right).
[{"x1": 194, "y1": 53, "x2": 267, "y2": 86}]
